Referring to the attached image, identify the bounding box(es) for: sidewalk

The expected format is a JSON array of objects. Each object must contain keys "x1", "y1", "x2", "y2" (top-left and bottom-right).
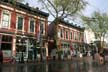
[
  {"x1": 1, "y1": 56, "x2": 94, "y2": 65},
  {"x1": 72, "y1": 56, "x2": 93, "y2": 62}
]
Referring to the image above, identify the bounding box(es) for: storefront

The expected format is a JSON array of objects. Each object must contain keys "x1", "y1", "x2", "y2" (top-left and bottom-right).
[
  {"x1": 15, "y1": 36, "x2": 37, "y2": 62},
  {"x1": 61, "y1": 41, "x2": 71, "y2": 59},
  {"x1": 0, "y1": 34, "x2": 13, "y2": 62},
  {"x1": 0, "y1": 33, "x2": 38, "y2": 62}
]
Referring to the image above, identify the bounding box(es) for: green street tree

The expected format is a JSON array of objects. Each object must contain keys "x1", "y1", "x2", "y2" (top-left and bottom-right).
[
  {"x1": 81, "y1": 11, "x2": 108, "y2": 52},
  {"x1": 38, "y1": 0, "x2": 87, "y2": 50},
  {"x1": 38, "y1": 0, "x2": 87, "y2": 19}
]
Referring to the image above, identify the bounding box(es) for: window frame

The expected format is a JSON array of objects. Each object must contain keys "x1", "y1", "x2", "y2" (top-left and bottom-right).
[
  {"x1": 16, "y1": 14, "x2": 24, "y2": 31},
  {"x1": 60, "y1": 28, "x2": 63, "y2": 38},
  {"x1": 29, "y1": 18, "x2": 35, "y2": 33},
  {"x1": 70, "y1": 32, "x2": 73, "y2": 40},
  {"x1": 40, "y1": 20, "x2": 45, "y2": 35},
  {"x1": 0, "y1": 9, "x2": 11, "y2": 29},
  {"x1": 66, "y1": 30, "x2": 68, "y2": 39},
  {"x1": 1, "y1": 35, "x2": 12, "y2": 50},
  {"x1": 74, "y1": 31, "x2": 77, "y2": 40}
]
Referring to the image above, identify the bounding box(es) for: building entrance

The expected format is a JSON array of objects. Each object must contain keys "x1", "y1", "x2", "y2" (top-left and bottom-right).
[
  {"x1": 15, "y1": 36, "x2": 28, "y2": 62},
  {"x1": 0, "y1": 35, "x2": 12, "y2": 62}
]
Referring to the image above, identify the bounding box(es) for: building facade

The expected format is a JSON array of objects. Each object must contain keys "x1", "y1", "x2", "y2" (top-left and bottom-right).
[
  {"x1": 48, "y1": 19, "x2": 84, "y2": 59},
  {"x1": 84, "y1": 28, "x2": 95, "y2": 44},
  {"x1": 0, "y1": 0, "x2": 49, "y2": 62}
]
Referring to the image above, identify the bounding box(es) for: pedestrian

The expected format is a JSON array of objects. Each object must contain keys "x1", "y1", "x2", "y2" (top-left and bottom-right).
[
  {"x1": 21, "y1": 51, "x2": 24, "y2": 63},
  {"x1": 0, "y1": 50, "x2": 3, "y2": 64},
  {"x1": 91, "y1": 50, "x2": 95, "y2": 60}
]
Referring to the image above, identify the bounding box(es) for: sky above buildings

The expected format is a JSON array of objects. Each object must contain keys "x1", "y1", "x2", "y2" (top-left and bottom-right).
[
  {"x1": 23, "y1": 0, "x2": 108, "y2": 22},
  {"x1": 84, "y1": 0, "x2": 108, "y2": 16}
]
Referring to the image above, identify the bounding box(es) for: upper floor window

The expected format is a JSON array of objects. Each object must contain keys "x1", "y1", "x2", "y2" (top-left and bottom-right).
[
  {"x1": 78, "y1": 32, "x2": 81, "y2": 41},
  {"x1": 81, "y1": 33, "x2": 84, "y2": 41},
  {"x1": 1, "y1": 10, "x2": 10, "y2": 28},
  {"x1": 74, "y1": 31, "x2": 77, "y2": 40},
  {"x1": 17, "y1": 15, "x2": 24, "y2": 31},
  {"x1": 29, "y1": 18, "x2": 35, "y2": 33},
  {"x1": 70, "y1": 32, "x2": 72, "y2": 40},
  {"x1": 40, "y1": 20, "x2": 45, "y2": 34},
  {"x1": 66, "y1": 31, "x2": 68, "y2": 39},
  {"x1": 60, "y1": 28, "x2": 63, "y2": 38}
]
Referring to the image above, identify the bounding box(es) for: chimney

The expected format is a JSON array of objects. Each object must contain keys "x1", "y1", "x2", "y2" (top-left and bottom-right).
[
  {"x1": 26, "y1": 3, "x2": 29, "y2": 6},
  {"x1": 36, "y1": 7, "x2": 39, "y2": 10}
]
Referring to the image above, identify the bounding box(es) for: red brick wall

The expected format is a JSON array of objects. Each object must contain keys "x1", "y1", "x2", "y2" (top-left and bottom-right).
[
  {"x1": 24, "y1": 15, "x2": 29, "y2": 32},
  {"x1": 36, "y1": 18, "x2": 39, "y2": 38},
  {"x1": 0, "y1": 7, "x2": 2, "y2": 25},
  {"x1": 10, "y1": 10, "x2": 16, "y2": 30}
]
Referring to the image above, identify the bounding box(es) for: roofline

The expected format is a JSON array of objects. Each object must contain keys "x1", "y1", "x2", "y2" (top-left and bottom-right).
[
  {"x1": 59, "y1": 19, "x2": 85, "y2": 31},
  {"x1": 51, "y1": 18, "x2": 85, "y2": 31},
  {"x1": 0, "y1": 0, "x2": 49, "y2": 17}
]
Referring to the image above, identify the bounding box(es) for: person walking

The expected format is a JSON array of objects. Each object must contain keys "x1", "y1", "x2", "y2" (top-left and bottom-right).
[{"x1": 0, "y1": 50, "x2": 3, "y2": 64}]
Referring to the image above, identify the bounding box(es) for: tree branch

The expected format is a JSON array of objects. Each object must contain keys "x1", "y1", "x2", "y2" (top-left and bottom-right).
[
  {"x1": 41, "y1": 0, "x2": 56, "y2": 18},
  {"x1": 47, "y1": 0, "x2": 58, "y2": 17}
]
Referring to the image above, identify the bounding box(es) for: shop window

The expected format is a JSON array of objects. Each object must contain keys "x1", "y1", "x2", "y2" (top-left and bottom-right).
[
  {"x1": 2, "y1": 35, "x2": 12, "y2": 42},
  {"x1": 16, "y1": 37, "x2": 27, "y2": 52},
  {"x1": 16, "y1": 45, "x2": 26, "y2": 52},
  {"x1": 68, "y1": 44, "x2": 70, "y2": 48},
  {"x1": 1, "y1": 35, "x2": 12, "y2": 50},
  {"x1": 61, "y1": 44, "x2": 63, "y2": 48},
  {"x1": 1, "y1": 43, "x2": 11, "y2": 50},
  {"x1": 67, "y1": 50, "x2": 70, "y2": 55}
]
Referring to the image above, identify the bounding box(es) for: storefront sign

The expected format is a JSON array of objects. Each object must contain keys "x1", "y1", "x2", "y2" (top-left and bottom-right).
[{"x1": 3, "y1": 50, "x2": 12, "y2": 57}]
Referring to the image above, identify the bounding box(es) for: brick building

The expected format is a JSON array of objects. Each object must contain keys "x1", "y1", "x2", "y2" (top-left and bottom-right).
[
  {"x1": 48, "y1": 18, "x2": 85, "y2": 59},
  {"x1": 0, "y1": 0, "x2": 49, "y2": 62}
]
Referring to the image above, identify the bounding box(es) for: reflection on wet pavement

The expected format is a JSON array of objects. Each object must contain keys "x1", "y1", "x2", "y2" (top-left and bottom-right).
[{"x1": 0, "y1": 59, "x2": 108, "y2": 72}]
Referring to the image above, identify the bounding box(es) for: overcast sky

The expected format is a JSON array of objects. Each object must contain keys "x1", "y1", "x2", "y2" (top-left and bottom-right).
[
  {"x1": 23, "y1": 0, "x2": 108, "y2": 23},
  {"x1": 24, "y1": 0, "x2": 108, "y2": 15},
  {"x1": 84, "y1": 0, "x2": 108, "y2": 16}
]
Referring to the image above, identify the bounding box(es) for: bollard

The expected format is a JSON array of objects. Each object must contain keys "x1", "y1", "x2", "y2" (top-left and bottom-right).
[{"x1": 99, "y1": 56, "x2": 104, "y2": 65}]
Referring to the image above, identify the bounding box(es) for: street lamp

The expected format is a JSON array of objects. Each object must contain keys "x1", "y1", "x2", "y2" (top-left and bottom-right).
[
  {"x1": 37, "y1": 22, "x2": 43, "y2": 62},
  {"x1": 40, "y1": 23, "x2": 43, "y2": 61}
]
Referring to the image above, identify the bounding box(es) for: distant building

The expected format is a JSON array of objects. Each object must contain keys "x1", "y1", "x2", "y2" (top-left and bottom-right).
[
  {"x1": 0, "y1": 0, "x2": 49, "y2": 62},
  {"x1": 84, "y1": 28, "x2": 95, "y2": 43},
  {"x1": 48, "y1": 18, "x2": 85, "y2": 59}
]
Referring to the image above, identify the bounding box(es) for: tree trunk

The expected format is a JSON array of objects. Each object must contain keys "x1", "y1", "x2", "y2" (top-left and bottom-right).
[{"x1": 53, "y1": 18, "x2": 62, "y2": 59}]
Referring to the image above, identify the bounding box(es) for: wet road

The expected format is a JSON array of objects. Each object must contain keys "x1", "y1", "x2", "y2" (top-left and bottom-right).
[{"x1": 0, "y1": 57, "x2": 108, "y2": 72}]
